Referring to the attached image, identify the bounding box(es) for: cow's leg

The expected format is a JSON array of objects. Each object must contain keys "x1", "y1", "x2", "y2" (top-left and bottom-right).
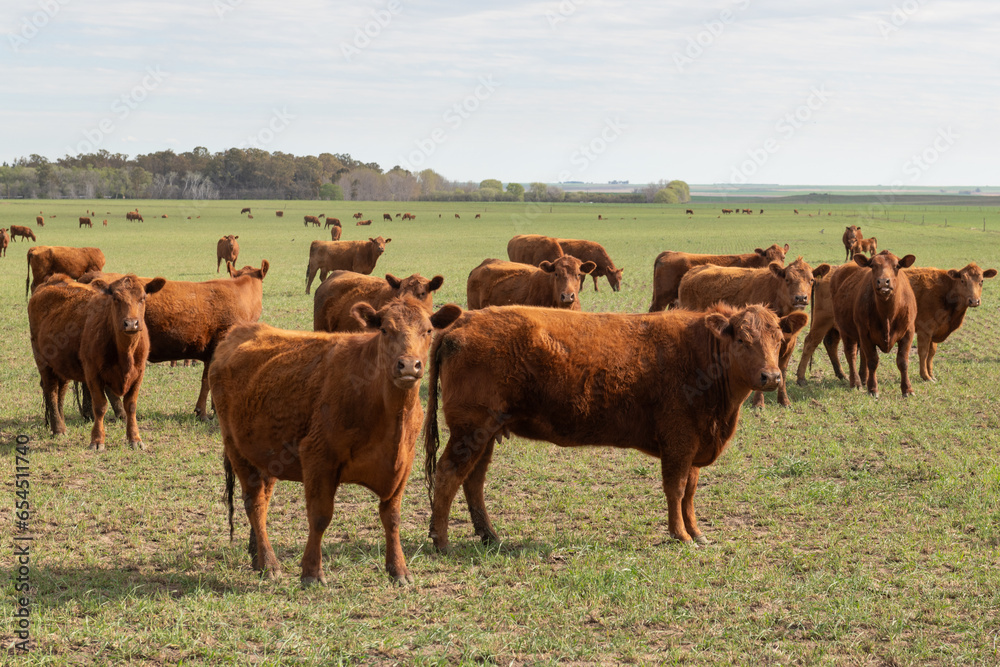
[
  {"x1": 659, "y1": 451, "x2": 696, "y2": 543},
  {"x1": 40, "y1": 369, "x2": 66, "y2": 435},
  {"x1": 843, "y1": 337, "x2": 861, "y2": 389},
  {"x1": 926, "y1": 342, "x2": 938, "y2": 380},
  {"x1": 750, "y1": 390, "x2": 765, "y2": 408},
  {"x1": 300, "y1": 462, "x2": 338, "y2": 586},
  {"x1": 87, "y1": 379, "x2": 108, "y2": 451},
  {"x1": 55, "y1": 379, "x2": 69, "y2": 431},
  {"x1": 379, "y1": 488, "x2": 413, "y2": 586},
  {"x1": 775, "y1": 340, "x2": 796, "y2": 407},
  {"x1": 429, "y1": 423, "x2": 496, "y2": 553},
  {"x1": 194, "y1": 362, "x2": 212, "y2": 421},
  {"x1": 822, "y1": 328, "x2": 846, "y2": 380},
  {"x1": 916, "y1": 333, "x2": 934, "y2": 381},
  {"x1": 462, "y1": 439, "x2": 498, "y2": 545},
  {"x1": 861, "y1": 344, "x2": 880, "y2": 397},
  {"x1": 796, "y1": 321, "x2": 828, "y2": 386},
  {"x1": 896, "y1": 331, "x2": 915, "y2": 397},
  {"x1": 681, "y1": 467, "x2": 707, "y2": 544},
  {"x1": 106, "y1": 387, "x2": 125, "y2": 421},
  {"x1": 121, "y1": 382, "x2": 144, "y2": 449},
  {"x1": 305, "y1": 265, "x2": 317, "y2": 294},
  {"x1": 592, "y1": 274, "x2": 600, "y2": 292},
  {"x1": 228, "y1": 449, "x2": 281, "y2": 577}
]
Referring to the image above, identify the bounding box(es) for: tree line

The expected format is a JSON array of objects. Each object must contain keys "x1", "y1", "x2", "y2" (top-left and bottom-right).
[{"x1": 0, "y1": 148, "x2": 689, "y2": 204}]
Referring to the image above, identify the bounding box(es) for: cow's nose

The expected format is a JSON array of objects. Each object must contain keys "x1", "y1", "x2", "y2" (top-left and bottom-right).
[
  {"x1": 969, "y1": 298, "x2": 981, "y2": 307},
  {"x1": 396, "y1": 358, "x2": 423, "y2": 378},
  {"x1": 561, "y1": 292, "x2": 576, "y2": 303},
  {"x1": 123, "y1": 318, "x2": 140, "y2": 333},
  {"x1": 760, "y1": 370, "x2": 782, "y2": 387},
  {"x1": 794, "y1": 294, "x2": 808, "y2": 305}
]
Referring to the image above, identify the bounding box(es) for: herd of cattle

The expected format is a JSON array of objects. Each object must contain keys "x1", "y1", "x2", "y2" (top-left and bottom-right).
[{"x1": 16, "y1": 221, "x2": 996, "y2": 586}]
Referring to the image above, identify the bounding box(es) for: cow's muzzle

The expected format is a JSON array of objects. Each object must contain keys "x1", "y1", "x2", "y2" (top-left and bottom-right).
[
  {"x1": 393, "y1": 358, "x2": 424, "y2": 388},
  {"x1": 123, "y1": 318, "x2": 141, "y2": 334},
  {"x1": 560, "y1": 292, "x2": 577, "y2": 304},
  {"x1": 758, "y1": 369, "x2": 782, "y2": 391},
  {"x1": 968, "y1": 297, "x2": 981, "y2": 307}
]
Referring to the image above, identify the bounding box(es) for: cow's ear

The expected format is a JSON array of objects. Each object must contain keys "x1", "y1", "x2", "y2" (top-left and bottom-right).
[
  {"x1": 385, "y1": 274, "x2": 402, "y2": 289},
  {"x1": 899, "y1": 254, "x2": 916, "y2": 269},
  {"x1": 227, "y1": 261, "x2": 237, "y2": 277},
  {"x1": 539, "y1": 261, "x2": 555, "y2": 273},
  {"x1": 983, "y1": 269, "x2": 998, "y2": 279},
  {"x1": 258, "y1": 260, "x2": 269, "y2": 278},
  {"x1": 704, "y1": 313, "x2": 731, "y2": 340},
  {"x1": 234, "y1": 235, "x2": 239, "y2": 240},
  {"x1": 90, "y1": 278, "x2": 111, "y2": 293},
  {"x1": 384, "y1": 238, "x2": 392, "y2": 244},
  {"x1": 812, "y1": 263, "x2": 832, "y2": 278},
  {"x1": 351, "y1": 302, "x2": 380, "y2": 330},
  {"x1": 783, "y1": 243, "x2": 790, "y2": 253},
  {"x1": 580, "y1": 261, "x2": 597, "y2": 274},
  {"x1": 145, "y1": 277, "x2": 167, "y2": 295},
  {"x1": 431, "y1": 304, "x2": 463, "y2": 329},
  {"x1": 854, "y1": 254, "x2": 870, "y2": 267},
  {"x1": 857, "y1": 227, "x2": 861, "y2": 231},
  {"x1": 754, "y1": 248, "x2": 765, "y2": 256},
  {"x1": 780, "y1": 311, "x2": 809, "y2": 335},
  {"x1": 947, "y1": 269, "x2": 961, "y2": 280},
  {"x1": 428, "y1": 275, "x2": 445, "y2": 291},
  {"x1": 768, "y1": 262, "x2": 785, "y2": 279},
  {"x1": 369, "y1": 237, "x2": 376, "y2": 243}
]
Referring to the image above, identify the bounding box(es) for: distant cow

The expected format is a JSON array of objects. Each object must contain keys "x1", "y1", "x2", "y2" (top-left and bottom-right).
[
  {"x1": 102, "y1": 220, "x2": 107, "y2": 226},
  {"x1": 357, "y1": 219, "x2": 372, "y2": 226},
  {"x1": 314, "y1": 271, "x2": 444, "y2": 332},
  {"x1": 330, "y1": 226, "x2": 342, "y2": 241},
  {"x1": 686, "y1": 209, "x2": 694, "y2": 215},
  {"x1": 831, "y1": 251, "x2": 917, "y2": 397},
  {"x1": 455, "y1": 214, "x2": 460, "y2": 219},
  {"x1": 213, "y1": 297, "x2": 462, "y2": 585},
  {"x1": 304, "y1": 215, "x2": 321, "y2": 227},
  {"x1": 26, "y1": 246, "x2": 106, "y2": 297},
  {"x1": 275, "y1": 211, "x2": 284, "y2": 217},
  {"x1": 423, "y1": 303, "x2": 808, "y2": 551},
  {"x1": 851, "y1": 237, "x2": 878, "y2": 257},
  {"x1": 216, "y1": 234, "x2": 240, "y2": 272},
  {"x1": 29, "y1": 273, "x2": 166, "y2": 450},
  {"x1": 475, "y1": 214, "x2": 481, "y2": 219},
  {"x1": 353, "y1": 212, "x2": 363, "y2": 219},
  {"x1": 648, "y1": 244, "x2": 789, "y2": 312},
  {"x1": 842, "y1": 226, "x2": 863, "y2": 261},
  {"x1": 324, "y1": 217, "x2": 341, "y2": 228},
  {"x1": 126, "y1": 211, "x2": 143, "y2": 222},
  {"x1": 0, "y1": 228, "x2": 9, "y2": 257},
  {"x1": 678, "y1": 257, "x2": 831, "y2": 407},
  {"x1": 721, "y1": 209, "x2": 733, "y2": 214},
  {"x1": 79, "y1": 217, "x2": 92, "y2": 228},
  {"x1": 79, "y1": 261, "x2": 270, "y2": 420},
  {"x1": 466, "y1": 256, "x2": 596, "y2": 310},
  {"x1": 383, "y1": 213, "x2": 393, "y2": 221},
  {"x1": 36, "y1": 216, "x2": 44, "y2": 226},
  {"x1": 305, "y1": 237, "x2": 390, "y2": 294},
  {"x1": 555, "y1": 238, "x2": 624, "y2": 292},
  {"x1": 506, "y1": 234, "x2": 564, "y2": 266},
  {"x1": 241, "y1": 207, "x2": 251, "y2": 214},
  {"x1": 10, "y1": 225, "x2": 37, "y2": 243}
]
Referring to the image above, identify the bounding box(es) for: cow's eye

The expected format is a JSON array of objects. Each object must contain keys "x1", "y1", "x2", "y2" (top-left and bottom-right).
[{"x1": 380, "y1": 328, "x2": 388, "y2": 336}]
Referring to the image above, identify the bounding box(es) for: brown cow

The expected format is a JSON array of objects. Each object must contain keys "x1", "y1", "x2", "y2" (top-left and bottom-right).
[
  {"x1": 678, "y1": 257, "x2": 831, "y2": 407},
  {"x1": 324, "y1": 217, "x2": 341, "y2": 228},
  {"x1": 213, "y1": 297, "x2": 462, "y2": 585},
  {"x1": 103, "y1": 220, "x2": 108, "y2": 227},
  {"x1": 794, "y1": 269, "x2": 846, "y2": 386},
  {"x1": 79, "y1": 217, "x2": 92, "y2": 228},
  {"x1": 506, "y1": 234, "x2": 564, "y2": 266},
  {"x1": 357, "y1": 219, "x2": 372, "y2": 226},
  {"x1": 28, "y1": 274, "x2": 166, "y2": 450},
  {"x1": 241, "y1": 207, "x2": 251, "y2": 214},
  {"x1": 275, "y1": 210, "x2": 284, "y2": 217},
  {"x1": 79, "y1": 261, "x2": 270, "y2": 420},
  {"x1": 26, "y1": 246, "x2": 106, "y2": 297},
  {"x1": 831, "y1": 251, "x2": 917, "y2": 397},
  {"x1": 475, "y1": 214, "x2": 481, "y2": 219},
  {"x1": 36, "y1": 216, "x2": 44, "y2": 226},
  {"x1": 353, "y1": 212, "x2": 363, "y2": 219},
  {"x1": 383, "y1": 213, "x2": 393, "y2": 221},
  {"x1": 330, "y1": 225, "x2": 342, "y2": 241},
  {"x1": 0, "y1": 228, "x2": 8, "y2": 257},
  {"x1": 313, "y1": 271, "x2": 444, "y2": 332},
  {"x1": 842, "y1": 226, "x2": 863, "y2": 261},
  {"x1": 304, "y1": 215, "x2": 321, "y2": 227},
  {"x1": 555, "y1": 238, "x2": 624, "y2": 292},
  {"x1": 10, "y1": 225, "x2": 37, "y2": 243},
  {"x1": 455, "y1": 213, "x2": 461, "y2": 219},
  {"x1": 851, "y1": 237, "x2": 877, "y2": 257},
  {"x1": 216, "y1": 235, "x2": 240, "y2": 272},
  {"x1": 126, "y1": 211, "x2": 143, "y2": 222},
  {"x1": 305, "y1": 237, "x2": 390, "y2": 294},
  {"x1": 466, "y1": 256, "x2": 596, "y2": 310},
  {"x1": 423, "y1": 303, "x2": 808, "y2": 551},
  {"x1": 648, "y1": 244, "x2": 789, "y2": 312}
]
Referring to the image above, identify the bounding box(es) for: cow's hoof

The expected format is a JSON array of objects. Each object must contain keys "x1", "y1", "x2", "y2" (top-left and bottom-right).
[
  {"x1": 300, "y1": 574, "x2": 326, "y2": 587},
  {"x1": 868, "y1": 390, "x2": 879, "y2": 398},
  {"x1": 902, "y1": 390, "x2": 915, "y2": 398},
  {"x1": 90, "y1": 441, "x2": 105, "y2": 452},
  {"x1": 694, "y1": 535, "x2": 710, "y2": 545},
  {"x1": 128, "y1": 440, "x2": 145, "y2": 451},
  {"x1": 796, "y1": 378, "x2": 808, "y2": 387},
  {"x1": 391, "y1": 571, "x2": 414, "y2": 586}
]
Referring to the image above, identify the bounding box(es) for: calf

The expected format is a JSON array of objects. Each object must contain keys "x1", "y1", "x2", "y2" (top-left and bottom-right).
[
  {"x1": 212, "y1": 298, "x2": 462, "y2": 585},
  {"x1": 216, "y1": 234, "x2": 240, "y2": 272},
  {"x1": 466, "y1": 256, "x2": 596, "y2": 310},
  {"x1": 10, "y1": 225, "x2": 37, "y2": 242},
  {"x1": 26, "y1": 246, "x2": 106, "y2": 297},
  {"x1": 851, "y1": 237, "x2": 877, "y2": 257},
  {"x1": 556, "y1": 237, "x2": 624, "y2": 292},
  {"x1": 29, "y1": 274, "x2": 166, "y2": 449},
  {"x1": 36, "y1": 216, "x2": 44, "y2": 226},
  {"x1": 831, "y1": 251, "x2": 917, "y2": 397},
  {"x1": 305, "y1": 237, "x2": 390, "y2": 293},
  {"x1": 649, "y1": 244, "x2": 789, "y2": 311},
  {"x1": 678, "y1": 257, "x2": 831, "y2": 407},
  {"x1": 330, "y1": 225, "x2": 342, "y2": 241},
  {"x1": 424, "y1": 303, "x2": 807, "y2": 551},
  {"x1": 313, "y1": 271, "x2": 444, "y2": 332},
  {"x1": 506, "y1": 234, "x2": 564, "y2": 266},
  {"x1": 794, "y1": 269, "x2": 846, "y2": 386},
  {"x1": 842, "y1": 226, "x2": 863, "y2": 261}
]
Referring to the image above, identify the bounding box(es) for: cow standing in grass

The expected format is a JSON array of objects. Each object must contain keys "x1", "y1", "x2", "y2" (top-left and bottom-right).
[
  {"x1": 216, "y1": 235, "x2": 240, "y2": 272},
  {"x1": 10, "y1": 225, "x2": 37, "y2": 242},
  {"x1": 26, "y1": 246, "x2": 106, "y2": 296},
  {"x1": 305, "y1": 237, "x2": 390, "y2": 294},
  {"x1": 466, "y1": 256, "x2": 595, "y2": 310},
  {"x1": 313, "y1": 271, "x2": 444, "y2": 332}
]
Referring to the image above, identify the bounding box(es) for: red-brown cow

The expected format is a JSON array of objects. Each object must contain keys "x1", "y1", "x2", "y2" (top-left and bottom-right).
[
  {"x1": 794, "y1": 269, "x2": 845, "y2": 386},
  {"x1": 79, "y1": 261, "x2": 270, "y2": 420},
  {"x1": 29, "y1": 274, "x2": 166, "y2": 450},
  {"x1": 212, "y1": 297, "x2": 462, "y2": 585},
  {"x1": 36, "y1": 216, "x2": 44, "y2": 226},
  {"x1": 678, "y1": 257, "x2": 831, "y2": 407},
  {"x1": 275, "y1": 210, "x2": 284, "y2": 217},
  {"x1": 383, "y1": 213, "x2": 393, "y2": 221},
  {"x1": 330, "y1": 226, "x2": 342, "y2": 241},
  {"x1": 423, "y1": 303, "x2": 808, "y2": 550},
  {"x1": 304, "y1": 215, "x2": 321, "y2": 227},
  {"x1": 216, "y1": 234, "x2": 240, "y2": 272},
  {"x1": 842, "y1": 226, "x2": 863, "y2": 261},
  {"x1": 466, "y1": 256, "x2": 596, "y2": 310},
  {"x1": 26, "y1": 246, "x2": 106, "y2": 297},
  {"x1": 79, "y1": 217, "x2": 92, "y2": 228},
  {"x1": 555, "y1": 237, "x2": 624, "y2": 292},
  {"x1": 831, "y1": 251, "x2": 917, "y2": 397},
  {"x1": 241, "y1": 207, "x2": 251, "y2": 214},
  {"x1": 305, "y1": 237, "x2": 390, "y2": 293},
  {"x1": 851, "y1": 237, "x2": 877, "y2": 257},
  {"x1": 353, "y1": 212, "x2": 363, "y2": 219},
  {"x1": 649, "y1": 244, "x2": 789, "y2": 312},
  {"x1": 0, "y1": 228, "x2": 8, "y2": 257},
  {"x1": 126, "y1": 210, "x2": 143, "y2": 222},
  {"x1": 506, "y1": 234, "x2": 565, "y2": 266},
  {"x1": 10, "y1": 225, "x2": 37, "y2": 243},
  {"x1": 324, "y1": 217, "x2": 341, "y2": 228},
  {"x1": 313, "y1": 271, "x2": 444, "y2": 332},
  {"x1": 357, "y1": 219, "x2": 372, "y2": 226}
]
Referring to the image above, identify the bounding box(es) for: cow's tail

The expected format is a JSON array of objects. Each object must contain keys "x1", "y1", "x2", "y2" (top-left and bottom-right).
[
  {"x1": 25, "y1": 252, "x2": 31, "y2": 298},
  {"x1": 224, "y1": 454, "x2": 235, "y2": 543},
  {"x1": 423, "y1": 333, "x2": 445, "y2": 504}
]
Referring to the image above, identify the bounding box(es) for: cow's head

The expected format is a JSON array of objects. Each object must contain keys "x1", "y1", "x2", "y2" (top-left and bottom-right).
[
  {"x1": 845, "y1": 225, "x2": 861, "y2": 238},
  {"x1": 704, "y1": 303, "x2": 808, "y2": 392},
  {"x1": 768, "y1": 257, "x2": 831, "y2": 311},
  {"x1": 385, "y1": 273, "x2": 445, "y2": 307},
  {"x1": 93, "y1": 274, "x2": 166, "y2": 335},
  {"x1": 351, "y1": 297, "x2": 463, "y2": 389},
  {"x1": 369, "y1": 237, "x2": 391, "y2": 257},
  {"x1": 607, "y1": 267, "x2": 625, "y2": 292},
  {"x1": 755, "y1": 243, "x2": 789, "y2": 265},
  {"x1": 946, "y1": 263, "x2": 998, "y2": 308},
  {"x1": 855, "y1": 251, "x2": 915, "y2": 300},
  {"x1": 228, "y1": 259, "x2": 269, "y2": 280},
  {"x1": 539, "y1": 255, "x2": 597, "y2": 308}
]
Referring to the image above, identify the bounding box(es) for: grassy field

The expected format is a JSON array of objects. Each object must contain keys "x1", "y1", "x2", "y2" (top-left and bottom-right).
[{"x1": 2, "y1": 198, "x2": 1000, "y2": 665}]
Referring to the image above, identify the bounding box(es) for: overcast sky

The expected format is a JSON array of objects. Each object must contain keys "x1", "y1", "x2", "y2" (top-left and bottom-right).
[{"x1": 2, "y1": 0, "x2": 997, "y2": 186}]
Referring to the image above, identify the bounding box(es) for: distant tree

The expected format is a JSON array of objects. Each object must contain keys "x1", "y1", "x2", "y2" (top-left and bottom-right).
[
  {"x1": 477, "y1": 187, "x2": 501, "y2": 202},
  {"x1": 667, "y1": 179, "x2": 690, "y2": 202},
  {"x1": 654, "y1": 188, "x2": 680, "y2": 204},
  {"x1": 479, "y1": 178, "x2": 502, "y2": 191},
  {"x1": 528, "y1": 182, "x2": 548, "y2": 202},
  {"x1": 506, "y1": 182, "x2": 525, "y2": 201},
  {"x1": 319, "y1": 183, "x2": 344, "y2": 200}
]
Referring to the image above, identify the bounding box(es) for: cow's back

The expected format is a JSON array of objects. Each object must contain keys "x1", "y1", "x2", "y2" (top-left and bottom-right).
[
  {"x1": 557, "y1": 239, "x2": 612, "y2": 268},
  {"x1": 28, "y1": 279, "x2": 95, "y2": 381},
  {"x1": 467, "y1": 259, "x2": 535, "y2": 309},
  {"x1": 507, "y1": 235, "x2": 563, "y2": 266},
  {"x1": 677, "y1": 265, "x2": 769, "y2": 311},
  {"x1": 313, "y1": 271, "x2": 389, "y2": 332}
]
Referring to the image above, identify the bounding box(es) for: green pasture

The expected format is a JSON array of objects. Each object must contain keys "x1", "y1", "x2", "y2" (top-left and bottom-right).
[{"x1": 2, "y1": 198, "x2": 1000, "y2": 665}]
